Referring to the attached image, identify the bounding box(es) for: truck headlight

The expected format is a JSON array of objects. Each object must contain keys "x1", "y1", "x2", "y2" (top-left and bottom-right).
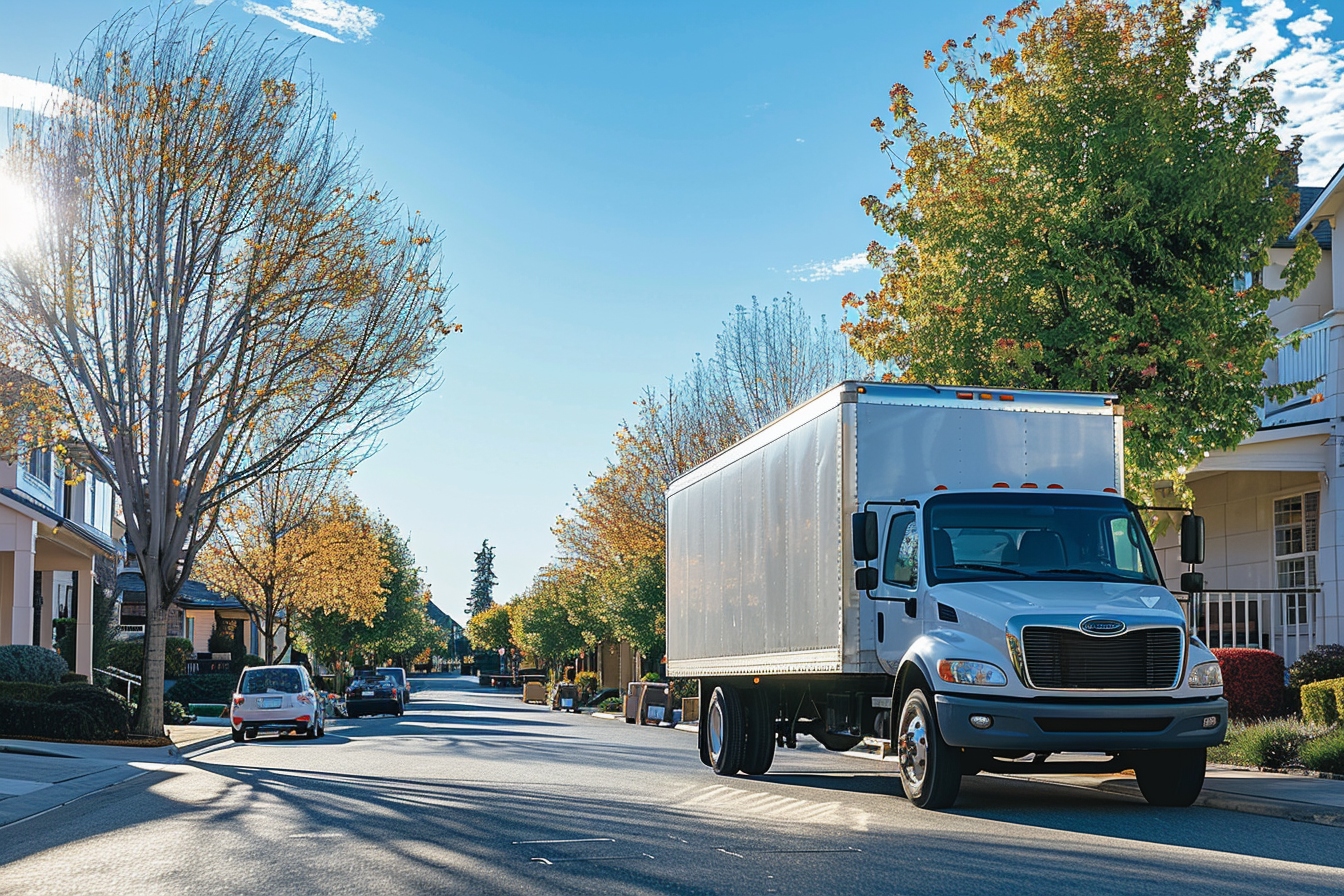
[
  {"x1": 1187, "y1": 661, "x2": 1223, "y2": 688},
  {"x1": 937, "y1": 659, "x2": 1007, "y2": 687}
]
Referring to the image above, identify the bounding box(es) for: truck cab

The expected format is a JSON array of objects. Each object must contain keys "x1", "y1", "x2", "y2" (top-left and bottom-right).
[{"x1": 855, "y1": 488, "x2": 1226, "y2": 806}]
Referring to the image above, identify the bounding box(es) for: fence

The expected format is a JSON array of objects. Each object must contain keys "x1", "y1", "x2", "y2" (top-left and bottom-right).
[{"x1": 1184, "y1": 589, "x2": 1323, "y2": 668}]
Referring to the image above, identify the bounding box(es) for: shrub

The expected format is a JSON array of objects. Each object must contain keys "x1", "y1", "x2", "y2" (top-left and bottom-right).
[
  {"x1": 163, "y1": 700, "x2": 195, "y2": 725},
  {"x1": 598, "y1": 696, "x2": 622, "y2": 712},
  {"x1": 0, "y1": 698, "x2": 98, "y2": 741},
  {"x1": 45, "y1": 684, "x2": 132, "y2": 740},
  {"x1": 1288, "y1": 644, "x2": 1344, "y2": 689},
  {"x1": 166, "y1": 672, "x2": 237, "y2": 705},
  {"x1": 1299, "y1": 728, "x2": 1344, "y2": 775},
  {"x1": 105, "y1": 639, "x2": 143, "y2": 675},
  {"x1": 231, "y1": 653, "x2": 264, "y2": 675},
  {"x1": 1212, "y1": 648, "x2": 1284, "y2": 720},
  {"x1": 165, "y1": 637, "x2": 195, "y2": 678},
  {"x1": 1211, "y1": 717, "x2": 1325, "y2": 769},
  {"x1": 575, "y1": 671, "x2": 599, "y2": 699},
  {"x1": 0, "y1": 681, "x2": 58, "y2": 702},
  {"x1": 1301, "y1": 677, "x2": 1344, "y2": 726},
  {"x1": 642, "y1": 672, "x2": 661, "y2": 683},
  {"x1": 0, "y1": 645, "x2": 70, "y2": 685},
  {"x1": 208, "y1": 630, "x2": 235, "y2": 654},
  {"x1": 61, "y1": 672, "x2": 89, "y2": 684}
]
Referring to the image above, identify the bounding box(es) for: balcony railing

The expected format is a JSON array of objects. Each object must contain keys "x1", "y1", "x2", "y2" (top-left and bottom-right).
[
  {"x1": 1184, "y1": 589, "x2": 1322, "y2": 668},
  {"x1": 1266, "y1": 318, "x2": 1329, "y2": 420}
]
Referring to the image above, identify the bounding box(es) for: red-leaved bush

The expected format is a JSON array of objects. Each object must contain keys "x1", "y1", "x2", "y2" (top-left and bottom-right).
[{"x1": 1212, "y1": 648, "x2": 1285, "y2": 720}]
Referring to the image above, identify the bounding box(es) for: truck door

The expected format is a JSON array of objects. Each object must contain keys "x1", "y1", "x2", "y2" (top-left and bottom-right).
[{"x1": 870, "y1": 509, "x2": 923, "y2": 669}]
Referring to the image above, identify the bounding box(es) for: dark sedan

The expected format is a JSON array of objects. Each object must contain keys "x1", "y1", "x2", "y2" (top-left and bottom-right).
[{"x1": 345, "y1": 674, "x2": 403, "y2": 718}]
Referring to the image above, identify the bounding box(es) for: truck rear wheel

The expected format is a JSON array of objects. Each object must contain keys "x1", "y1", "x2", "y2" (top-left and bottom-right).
[
  {"x1": 708, "y1": 686, "x2": 745, "y2": 776},
  {"x1": 1134, "y1": 748, "x2": 1206, "y2": 807},
  {"x1": 896, "y1": 688, "x2": 961, "y2": 809},
  {"x1": 741, "y1": 690, "x2": 776, "y2": 775}
]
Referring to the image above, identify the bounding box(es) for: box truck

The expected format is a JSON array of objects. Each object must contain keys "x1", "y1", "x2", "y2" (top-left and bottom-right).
[{"x1": 666, "y1": 381, "x2": 1226, "y2": 809}]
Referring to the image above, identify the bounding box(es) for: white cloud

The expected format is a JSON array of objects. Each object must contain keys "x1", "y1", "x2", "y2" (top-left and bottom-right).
[
  {"x1": 0, "y1": 73, "x2": 76, "y2": 114},
  {"x1": 788, "y1": 252, "x2": 868, "y2": 282},
  {"x1": 242, "y1": 0, "x2": 382, "y2": 44},
  {"x1": 1197, "y1": 0, "x2": 1344, "y2": 183}
]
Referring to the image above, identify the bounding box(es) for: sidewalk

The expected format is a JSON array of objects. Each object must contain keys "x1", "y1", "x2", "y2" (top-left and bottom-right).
[{"x1": 0, "y1": 724, "x2": 232, "y2": 828}]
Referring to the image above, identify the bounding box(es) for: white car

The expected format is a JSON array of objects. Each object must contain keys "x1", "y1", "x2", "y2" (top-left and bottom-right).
[{"x1": 230, "y1": 664, "x2": 326, "y2": 742}]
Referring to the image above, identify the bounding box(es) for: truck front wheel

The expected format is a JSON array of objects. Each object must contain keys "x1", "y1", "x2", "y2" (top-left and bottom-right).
[
  {"x1": 708, "y1": 686, "x2": 745, "y2": 776},
  {"x1": 895, "y1": 688, "x2": 961, "y2": 809},
  {"x1": 1134, "y1": 748, "x2": 1206, "y2": 807}
]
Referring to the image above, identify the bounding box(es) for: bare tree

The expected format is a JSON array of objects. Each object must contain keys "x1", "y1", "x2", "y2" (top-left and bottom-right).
[{"x1": 0, "y1": 6, "x2": 457, "y2": 733}]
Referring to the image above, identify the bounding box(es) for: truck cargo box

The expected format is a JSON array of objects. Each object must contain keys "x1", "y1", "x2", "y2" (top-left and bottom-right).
[{"x1": 665, "y1": 382, "x2": 1124, "y2": 678}]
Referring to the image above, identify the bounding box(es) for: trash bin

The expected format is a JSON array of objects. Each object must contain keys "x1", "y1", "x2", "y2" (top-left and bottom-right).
[{"x1": 554, "y1": 682, "x2": 580, "y2": 712}]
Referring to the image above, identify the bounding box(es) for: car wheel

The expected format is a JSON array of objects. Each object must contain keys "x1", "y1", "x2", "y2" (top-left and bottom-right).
[
  {"x1": 1135, "y1": 748, "x2": 1207, "y2": 807},
  {"x1": 305, "y1": 721, "x2": 319, "y2": 739},
  {"x1": 896, "y1": 687, "x2": 961, "y2": 809},
  {"x1": 231, "y1": 726, "x2": 245, "y2": 744},
  {"x1": 349, "y1": 709, "x2": 360, "y2": 719}
]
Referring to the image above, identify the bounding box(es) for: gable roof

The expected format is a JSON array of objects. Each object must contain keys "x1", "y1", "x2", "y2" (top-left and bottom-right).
[
  {"x1": 114, "y1": 571, "x2": 246, "y2": 611},
  {"x1": 1289, "y1": 161, "x2": 1344, "y2": 247}
]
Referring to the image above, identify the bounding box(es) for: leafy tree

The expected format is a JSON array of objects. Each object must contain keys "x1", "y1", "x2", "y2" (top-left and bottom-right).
[
  {"x1": 597, "y1": 554, "x2": 666, "y2": 661},
  {"x1": 195, "y1": 472, "x2": 388, "y2": 664},
  {"x1": 364, "y1": 522, "x2": 443, "y2": 666},
  {"x1": 843, "y1": 0, "x2": 1320, "y2": 500},
  {"x1": 469, "y1": 540, "x2": 498, "y2": 616},
  {"x1": 466, "y1": 604, "x2": 512, "y2": 653},
  {"x1": 0, "y1": 7, "x2": 456, "y2": 734},
  {"x1": 509, "y1": 570, "x2": 585, "y2": 668}
]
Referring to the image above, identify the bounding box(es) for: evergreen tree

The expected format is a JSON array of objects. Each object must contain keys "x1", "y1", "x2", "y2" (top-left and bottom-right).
[{"x1": 469, "y1": 540, "x2": 498, "y2": 616}]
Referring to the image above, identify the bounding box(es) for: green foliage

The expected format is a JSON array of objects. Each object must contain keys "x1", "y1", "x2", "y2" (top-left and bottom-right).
[
  {"x1": 1298, "y1": 729, "x2": 1344, "y2": 775},
  {"x1": 1301, "y1": 678, "x2": 1344, "y2": 726},
  {"x1": 208, "y1": 628, "x2": 236, "y2": 654},
  {"x1": 845, "y1": 0, "x2": 1321, "y2": 500},
  {"x1": 45, "y1": 684, "x2": 132, "y2": 739},
  {"x1": 163, "y1": 700, "x2": 194, "y2": 725},
  {"x1": 510, "y1": 573, "x2": 585, "y2": 666},
  {"x1": 0, "y1": 681, "x2": 57, "y2": 702},
  {"x1": 469, "y1": 539, "x2": 498, "y2": 617},
  {"x1": 108, "y1": 635, "x2": 203, "y2": 681},
  {"x1": 467, "y1": 604, "x2": 513, "y2": 653},
  {"x1": 0, "y1": 682, "x2": 132, "y2": 740},
  {"x1": 362, "y1": 520, "x2": 444, "y2": 665},
  {"x1": 600, "y1": 554, "x2": 666, "y2": 660},
  {"x1": 165, "y1": 637, "x2": 195, "y2": 678},
  {"x1": 231, "y1": 653, "x2": 265, "y2": 674},
  {"x1": 0, "y1": 644, "x2": 69, "y2": 684},
  {"x1": 574, "y1": 671, "x2": 599, "y2": 699},
  {"x1": 0, "y1": 698, "x2": 99, "y2": 741},
  {"x1": 61, "y1": 672, "x2": 88, "y2": 684},
  {"x1": 597, "y1": 696, "x2": 623, "y2": 712},
  {"x1": 642, "y1": 672, "x2": 661, "y2": 683},
  {"x1": 54, "y1": 581, "x2": 119, "y2": 674},
  {"x1": 165, "y1": 672, "x2": 238, "y2": 706},
  {"x1": 1209, "y1": 718, "x2": 1328, "y2": 769},
  {"x1": 1289, "y1": 644, "x2": 1344, "y2": 688},
  {"x1": 105, "y1": 639, "x2": 143, "y2": 676}
]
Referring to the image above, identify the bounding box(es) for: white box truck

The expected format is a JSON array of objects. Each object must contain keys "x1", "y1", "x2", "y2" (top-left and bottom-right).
[{"x1": 666, "y1": 381, "x2": 1226, "y2": 809}]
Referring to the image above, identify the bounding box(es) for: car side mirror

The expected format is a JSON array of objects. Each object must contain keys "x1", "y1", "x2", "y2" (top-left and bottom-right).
[
  {"x1": 852, "y1": 511, "x2": 879, "y2": 562},
  {"x1": 1180, "y1": 571, "x2": 1204, "y2": 594},
  {"x1": 1180, "y1": 514, "x2": 1205, "y2": 565},
  {"x1": 855, "y1": 567, "x2": 879, "y2": 592}
]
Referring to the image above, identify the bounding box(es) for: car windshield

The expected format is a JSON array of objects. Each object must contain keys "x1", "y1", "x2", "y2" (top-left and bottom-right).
[
  {"x1": 377, "y1": 669, "x2": 404, "y2": 684},
  {"x1": 925, "y1": 492, "x2": 1162, "y2": 587},
  {"x1": 241, "y1": 668, "x2": 303, "y2": 695}
]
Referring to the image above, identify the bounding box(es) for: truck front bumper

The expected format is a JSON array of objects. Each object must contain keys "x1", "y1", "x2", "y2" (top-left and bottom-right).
[{"x1": 934, "y1": 693, "x2": 1228, "y2": 752}]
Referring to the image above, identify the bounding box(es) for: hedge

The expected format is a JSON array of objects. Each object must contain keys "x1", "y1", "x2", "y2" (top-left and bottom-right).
[
  {"x1": 45, "y1": 684, "x2": 132, "y2": 739},
  {"x1": 1289, "y1": 644, "x2": 1344, "y2": 689},
  {"x1": 0, "y1": 645, "x2": 69, "y2": 685},
  {"x1": 1301, "y1": 677, "x2": 1344, "y2": 726},
  {"x1": 166, "y1": 672, "x2": 237, "y2": 705},
  {"x1": 1299, "y1": 728, "x2": 1344, "y2": 775},
  {"x1": 0, "y1": 682, "x2": 131, "y2": 741},
  {"x1": 1212, "y1": 648, "x2": 1285, "y2": 720},
  {"x1": 0, "y1": 681, "x2": 57, "y2": 702},
  {"x1": 0, "y1": 698, "x2": 99, "y2": 741},
  {"x1": 106, "y1": 637, "x2": 196, "y2": 678}
]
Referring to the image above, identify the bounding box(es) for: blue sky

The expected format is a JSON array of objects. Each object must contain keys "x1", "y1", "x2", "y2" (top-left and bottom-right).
[{"x1": 2, "y1": 0, "x2": 1343, "y2": 621}]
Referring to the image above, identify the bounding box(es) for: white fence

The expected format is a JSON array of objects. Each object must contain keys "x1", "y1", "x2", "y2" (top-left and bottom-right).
[
  {"x1": 1277, "y1": 318, "x2": 1330, "y2": 394},
  {"x1": 1185, "y1": 590, "x2": 1322, "y2": 668}
]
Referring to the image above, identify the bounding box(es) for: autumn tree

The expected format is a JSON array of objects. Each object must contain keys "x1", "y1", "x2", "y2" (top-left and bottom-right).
[
  {"x1": 844, "y1": 0, "x2": 1320, "y2": 500},
  {"x1": 0, "y1": 7, "x2": 456, "y2": 733},
  {"x1": 195, "y1": 469, "x2": 387, "y2": 663},
  {"x1": 466, "y1": 603, "x2": 512, "y2": 653},
  {"x1": 509, "y1": 569, "x2": 585, "y2": 669},
  {"x1": 468, "y1": 540, "x2": 497, "y2": 616}
]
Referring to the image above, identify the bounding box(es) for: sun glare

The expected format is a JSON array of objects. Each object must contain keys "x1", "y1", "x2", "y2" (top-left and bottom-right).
[{"x1": 0, "y1": 172, "x2": 41, "y2": 256}]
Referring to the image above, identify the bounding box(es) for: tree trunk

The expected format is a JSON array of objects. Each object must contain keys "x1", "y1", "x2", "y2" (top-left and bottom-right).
[{"x1": 135, "y1": 593, "x2": 168, "y2": 737}]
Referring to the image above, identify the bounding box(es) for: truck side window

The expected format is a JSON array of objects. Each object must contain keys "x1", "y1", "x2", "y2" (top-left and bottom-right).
[
  {"x1": 1109, "y1": 517, "x2": 1144, "y2": 573},
  {"x1": 883, "y1": 511, "x2": 918, "y2": 587}
]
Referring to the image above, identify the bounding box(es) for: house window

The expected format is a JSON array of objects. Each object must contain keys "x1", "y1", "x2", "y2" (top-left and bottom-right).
[
  {"x1": 25, "y1": 449, "x2": 52, "y2": 487},
  {"x1": 186, "y1": 616, "x2": 195, "y2": 644},
  {"x1": 1274, "y1": 492, "x2": 1318, "y2": 626}
]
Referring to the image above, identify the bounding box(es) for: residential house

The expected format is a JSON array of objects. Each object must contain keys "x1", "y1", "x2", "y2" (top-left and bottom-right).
[
  {"x1": 0, "y1": 441, "x2": 118, "y2": 679},
  {"x1": 1161, "y1": 163, "x2": 1344, "y2": 665}
]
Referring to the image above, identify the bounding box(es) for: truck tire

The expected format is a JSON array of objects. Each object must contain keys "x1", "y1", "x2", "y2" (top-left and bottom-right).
[
  {"x1": 741, "y1": 690, "x2": 776, "y2": 775},
  {"x1": 895, "y1": 688, "x2": 961, "y2": 809},
  {"x1": 708, "y1": 686, "x2": 745, "y2": 776},
  {"x1": 1134, "y1": 748, "x2": 1206, "y2": 807},
  {"x1": 698, "y1": 690, "x2": 712, "y2": 767}
]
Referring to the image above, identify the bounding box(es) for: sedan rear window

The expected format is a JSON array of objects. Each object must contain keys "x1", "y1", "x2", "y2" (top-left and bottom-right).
[{"x1": 241, "y1": 668, "x2": 303, "y2": 694}]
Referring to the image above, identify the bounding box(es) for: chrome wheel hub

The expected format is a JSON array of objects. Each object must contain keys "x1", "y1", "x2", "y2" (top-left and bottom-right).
[
  {"x1": 708, "y1": 702, "x2": 724, "y2": 759},
  {"x1": 897, "y1": 705, "x2": 929, "y2": 788}
]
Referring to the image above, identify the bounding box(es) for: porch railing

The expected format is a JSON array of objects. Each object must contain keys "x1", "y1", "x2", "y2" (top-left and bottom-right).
[
  {"x1": 117, "y1": 624, "x2": 145, "y2": 635},
  {"x1": 1184, "y1": 589, "x2": 1322, "y2": 668},
  {"x1": 184, "y1": 657, "x2": 233, "y2": 676}
]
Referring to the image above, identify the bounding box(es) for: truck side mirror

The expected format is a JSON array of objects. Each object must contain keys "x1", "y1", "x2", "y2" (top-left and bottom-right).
[
  {"x1": 1180, "y1": 514, "x2": 1205, "y2": 565},
  {"x1": 1180, "y1": 571, "x2": 1204, "y2": 594},
  {"x1": 855, "y1": 567, "x2": 879, "y2": 592},
  {"x1": 852, "y1": 511, "x2": 879, "y2": 562}
]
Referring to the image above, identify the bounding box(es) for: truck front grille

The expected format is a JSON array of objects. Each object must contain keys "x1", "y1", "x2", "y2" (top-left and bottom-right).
[{"x1": 1021, "y1": 626, "x2": 1183, "y2": 689}]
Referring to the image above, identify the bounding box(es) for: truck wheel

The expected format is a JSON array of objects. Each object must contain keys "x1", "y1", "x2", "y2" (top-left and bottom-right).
[
  {"x1": 741, "y1": 690, "x2": 776, "y2": 775},
  {"x1": 697, "y1": 692, "x2": 712, "y2": 767},
  {"x1": 1134, "y1": 748, "x2": 1206, "y2": 807},
  {"x1": 896, "y1": 688, "x2": 961, "y2": 809},
  {"x1": 708, "y1": 686, "x2": 745, "y2": 776}
]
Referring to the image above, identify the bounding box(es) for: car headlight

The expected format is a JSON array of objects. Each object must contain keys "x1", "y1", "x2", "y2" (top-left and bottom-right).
[
  {"x1": 937, "y1": 659, "x2": 1007, "y2": 687},
  {"x1": 1188, "y1": 661, "x2": 1223, "y2": 688}
]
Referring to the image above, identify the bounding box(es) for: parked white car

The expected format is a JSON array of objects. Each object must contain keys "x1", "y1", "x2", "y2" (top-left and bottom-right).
[{"x1": 230, "y1": 664, "x2": 326, "y2": 742}]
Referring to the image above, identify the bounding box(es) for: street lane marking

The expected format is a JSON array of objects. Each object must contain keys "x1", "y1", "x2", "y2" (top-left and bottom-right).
[
  {"x1": 529, "y1": 854, "x2": 655, "y2": 864},
  {"x1": 513, "y1": 838, "x2": 616, "y2": 845}
]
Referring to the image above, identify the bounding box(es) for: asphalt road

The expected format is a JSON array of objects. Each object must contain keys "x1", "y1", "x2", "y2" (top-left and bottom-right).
[{"x1": 2, "y1": 674, "x2": 1342, "y2": 896}]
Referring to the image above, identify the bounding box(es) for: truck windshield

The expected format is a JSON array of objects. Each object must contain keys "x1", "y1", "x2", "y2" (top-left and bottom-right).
[{"x1": 924, "y1": 492, "x2": 1162, "y2": 586}]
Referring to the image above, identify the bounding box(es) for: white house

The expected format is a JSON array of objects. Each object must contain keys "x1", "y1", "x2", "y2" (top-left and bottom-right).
[
  {"x1": 0, "y1": 440, "x2": 118, "y2": 678},
  {"x1": 1162, "y1": 164, "x2": 1344, "y2": 665}
]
